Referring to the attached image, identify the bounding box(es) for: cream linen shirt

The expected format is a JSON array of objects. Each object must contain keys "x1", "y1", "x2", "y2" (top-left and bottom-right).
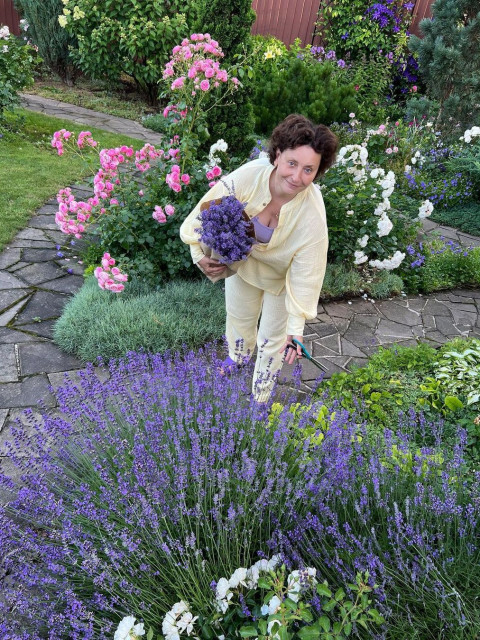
[{"x1": 179, "y1": 157, "x2": 328, "y2": 336}]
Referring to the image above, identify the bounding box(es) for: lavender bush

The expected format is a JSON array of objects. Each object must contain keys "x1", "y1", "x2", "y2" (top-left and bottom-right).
[{"x1": 0, "y1": 349, "x2": 479, "y2": 638}]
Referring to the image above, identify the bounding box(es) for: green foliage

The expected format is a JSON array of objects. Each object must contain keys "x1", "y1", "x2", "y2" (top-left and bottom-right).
[
  {"x1": 342, "y1": 54, "x2": 394, "y2": 123},
  {"x1": 316, "y1": 0, "x2": 411, "y2": 61},
  {"x1": 53, "y1": 276, "x2": 226, "y2": 362},
  {"x1": 193, "y1": 566, "x2": 383, "y2": 640},
  {"x1": 320, "y1": 263, "x2": 404, "y2": 300},
  {"x1": 59, "y1": 0, "x2": 198, "y2": 102},
  {"x1": 0, "y1": 27, "x2": 37, "y2": 122},
  {"x1": 432, "y1": 339, "x2": 480, "y2": 407},
  {"x1": 251, "y1": 53, "x2": 357, "y2": 135},
  {"x1": 420, "y1": 244, "x2": 480, "y2": 294},
  {"x1": 13, "y1": 0, "x2": 78, "y2": 83},
  {"x1": 430, "y1": 202, "x2": 480, "y2": 237},
  {"x1": 193, "y1": 0, "x2": 256, "y2": 157},
  {"x1": 409, "y1": 0, "x2": 480, "y2": 138}
]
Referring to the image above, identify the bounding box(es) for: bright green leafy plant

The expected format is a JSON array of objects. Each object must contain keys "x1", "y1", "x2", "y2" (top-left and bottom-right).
[
  {"x1": 0, "y1": 25, "x2": 37, "y2": 126},
  {"x1": 58, "y1": 0, "x2": 198, "y2": 102}
]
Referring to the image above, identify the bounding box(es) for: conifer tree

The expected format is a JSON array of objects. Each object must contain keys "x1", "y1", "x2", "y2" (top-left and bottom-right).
[
  {"x1": 194, "y1": 0, "x2": 256, "y2": 158},
  {"x1": 409, "y1": 0, "x2": 480, "y2": 135}
]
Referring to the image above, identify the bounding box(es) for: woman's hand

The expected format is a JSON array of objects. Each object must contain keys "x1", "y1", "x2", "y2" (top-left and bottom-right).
[
  {"x1": 197, "y1": 255, "x2": 227, "y2": 278},
  {"x1": 280, "y1": 334, "x2": 303, "y2": 365}
]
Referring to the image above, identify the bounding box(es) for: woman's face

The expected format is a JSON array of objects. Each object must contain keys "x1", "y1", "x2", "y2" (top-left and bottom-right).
[{"x1": 272, "y1": 145, "x2": 321, "y2": 199}]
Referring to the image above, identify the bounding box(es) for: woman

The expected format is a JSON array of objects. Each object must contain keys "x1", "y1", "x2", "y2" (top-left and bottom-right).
[{"x1": 180, "y1": 114, "x2": 338, "y2": 402}]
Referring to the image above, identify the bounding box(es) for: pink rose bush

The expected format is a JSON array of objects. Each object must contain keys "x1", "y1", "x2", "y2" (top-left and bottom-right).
[
  {"x1": 51, "y1": 34, "x2": 245, "y2": 290},
  {"x1": 94, "y1": 252, "x2": 128, "y2": 292}
]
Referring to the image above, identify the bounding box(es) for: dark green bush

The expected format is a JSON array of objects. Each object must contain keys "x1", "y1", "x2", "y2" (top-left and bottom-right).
[
  {"x1": 430, "y1": 202, "x2": 480, "y2": 237},
  {"x1": 54, "y1": 276, "x2": 226, "y2": 362},
  {"x1": 252, "y1": 57, "x2": 357, "y2": 135},
  {"x1": 14, "y1": 0, "x2": 78, "y2": 84},
  {"x1": 193, "y1": 0, "x2": 256, "y2": 157}
]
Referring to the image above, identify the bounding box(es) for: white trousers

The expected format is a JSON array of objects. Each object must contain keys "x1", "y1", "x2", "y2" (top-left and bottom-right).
[{"x1": 225, "y1": 274, "x2": 288, "y2": 402}]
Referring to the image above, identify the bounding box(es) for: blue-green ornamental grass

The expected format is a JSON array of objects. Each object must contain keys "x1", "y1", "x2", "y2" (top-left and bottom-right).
[{"x1": 0, "y1": 347, "x2": 479, "y2": 638}]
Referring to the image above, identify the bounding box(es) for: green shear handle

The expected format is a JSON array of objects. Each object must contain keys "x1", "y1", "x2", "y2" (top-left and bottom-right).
[{"x1": 288, "y1": 338, "x2": 328, "y2": 372}]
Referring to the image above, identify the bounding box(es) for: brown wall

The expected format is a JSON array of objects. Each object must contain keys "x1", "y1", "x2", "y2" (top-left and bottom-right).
[{"x1": 0, "y1": 0, "x2": 20, "y2": 35}]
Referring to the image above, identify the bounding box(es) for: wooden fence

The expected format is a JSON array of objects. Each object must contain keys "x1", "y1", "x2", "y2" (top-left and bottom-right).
[
  {"x1": 0, "y1": 0, "x2": 20, "y2": 35},
  {"x1": 1, "y1": 0, "x2": 434, "y2": 46}
]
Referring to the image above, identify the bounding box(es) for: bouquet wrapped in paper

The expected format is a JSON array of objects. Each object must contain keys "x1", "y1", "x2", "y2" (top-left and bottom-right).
[{"x1": 196, "y1": 195, "x2": 255, "y2": 282}]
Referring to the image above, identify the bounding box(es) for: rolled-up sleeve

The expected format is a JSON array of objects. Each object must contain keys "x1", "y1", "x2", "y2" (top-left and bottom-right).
[{"x1": 285, "y1": 233, "x2": 328, "y2": 335}]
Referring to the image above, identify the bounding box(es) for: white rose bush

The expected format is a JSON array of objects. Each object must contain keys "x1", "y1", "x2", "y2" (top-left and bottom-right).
[
  {"x1": 119, "y1": 558, "x2": 383, "y2": 640},
  {"x1": 321, "y1": 142, "x2": 433, "y2": 271}
]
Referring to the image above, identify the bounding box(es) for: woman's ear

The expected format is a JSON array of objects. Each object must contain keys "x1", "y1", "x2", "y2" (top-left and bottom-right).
[{"x1": 274, "y1": 149, "x2": 280, "y2": 167}]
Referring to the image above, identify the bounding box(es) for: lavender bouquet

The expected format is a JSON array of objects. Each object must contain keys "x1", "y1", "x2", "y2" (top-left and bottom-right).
[{"x1": 196, "y1": 194, "x2": 255, "y2": 282}]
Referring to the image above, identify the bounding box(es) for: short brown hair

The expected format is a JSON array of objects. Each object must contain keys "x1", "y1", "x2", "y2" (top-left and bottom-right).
[{"x1": 268, "y1": 114, "x2": 338, "y2": 178}]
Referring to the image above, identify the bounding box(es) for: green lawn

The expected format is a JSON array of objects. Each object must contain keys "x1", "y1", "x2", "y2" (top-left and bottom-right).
[{"x1": 0, "y1": 109, "x2": 144, "y2": 252}]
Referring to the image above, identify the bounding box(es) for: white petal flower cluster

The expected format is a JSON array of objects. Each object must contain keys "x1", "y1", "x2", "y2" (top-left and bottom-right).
[
  {"x1": 357, "y1": 234, "x2": 369, "y2": 248},
  {"x1": 418, "y1": 199, "x2": 434, "y2": 219},
  {"x1": 286, "y1": 568, "x2": 317, "y2": 603},
  {"x1": 354, "y1": 250, "x2": 368, "y2": 265},
  {"x1": 215, "y1": 555, "x2": 281, "y2": 614},
  {"x1": 114, "y1": 616, "x2": 145, "y2": 640},
  {"x1": 162, "y1": 601, "x2": 198, "y2": 640},
  {"x1": 369, "y1": 250, "x2": 406, "y2": 270},
  {"x1": 460, "y1": 126, "x2": 480, "y2": 143},
  {"x1": 206, "y1": 139, "x2": 229, "y2": 168},
  {"x1": 377, "y1": 215, "x2": 393, "y2": 237},
  {"x1": 337, "y1": 145, "x2": 368, "y2": 182},
  {"x1": 410, "y1": 150, "x2": 424, "y2": 166},
  {"x1": 0, "y1": 26, "x2": 10, "y2": 39}
]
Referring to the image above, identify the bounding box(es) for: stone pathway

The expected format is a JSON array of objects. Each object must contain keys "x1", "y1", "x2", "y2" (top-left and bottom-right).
[
  {"x1": 1, "y1": 96, "x2": 480, "y2": 500},
  {"x1": 20, "y1": 93, "x2": 163, "y2": 145}
]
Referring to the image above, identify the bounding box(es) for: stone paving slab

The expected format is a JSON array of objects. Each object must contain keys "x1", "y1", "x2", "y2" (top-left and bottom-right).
[
  {"x1": 0, "y1": 375, "x2": 55, "y2": 409},
  {"x1": 18, "y1": 341, "x2": 83, "y2": 376}
]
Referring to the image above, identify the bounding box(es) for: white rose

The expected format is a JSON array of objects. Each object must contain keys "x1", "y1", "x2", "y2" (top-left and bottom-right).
[
  {"x1": 354, "y1": 250, "x2": 368, "y2": 265},
  {"x1": 268, "y1": 595, "x2": 282, "y2": 614},
  {"x1": 377, "y1": 215, "x2": 393, "y2": 237},
  {"x1": 358, "y1": 234, "x2": 369, "y2": 248},
  {"x1": 228, "y1": 567, "x2": 247, "y2": 589},
  {"x1": 115, "y1": 617, "x2": 136, "y2": 640},
  {"x1": 216, "y1": 578, "x2": 230, "y2": 600}
]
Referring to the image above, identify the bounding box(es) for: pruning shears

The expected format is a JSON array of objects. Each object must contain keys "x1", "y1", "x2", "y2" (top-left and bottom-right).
[{"x1": 286, "y1": 338, "x2": 328, "y2": 372}]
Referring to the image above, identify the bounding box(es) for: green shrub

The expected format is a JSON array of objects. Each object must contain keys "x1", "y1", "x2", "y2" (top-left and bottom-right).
[
  {"x1": 430, "y1": 202, "x2": 480, "y2": 236},
  {"x1": 14, "y1": 0, "x2": 78, "y2": 84},
  {"x1": 58, "y1": 0, "x2": 198, "y2": 102},
  {"x1": 0, "y1": 25, "x2": 37, "y2": 124},
  {"x1": 316, "y1": 0, "x2": 412, "y2": 61},
  {"x1": 193, "y1": 0, "x2": 256, "y2": 158},
  {"x1": 409, "y1": 0, "x2": 480, "y2": 138},
  {"x1": 53, "y1": 276, "x2": 226, "y2": 362},
  {"x1": 251, "y1": 55, "x2": 357, "y2": 135},
  {"x1": 320, "y1": 263, "x2": 404, "y2": 300}
]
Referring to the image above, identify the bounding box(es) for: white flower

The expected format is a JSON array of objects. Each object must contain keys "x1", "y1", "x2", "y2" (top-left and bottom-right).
[
  {"x1": 369, "y1": 250, "x2": 405, "y2": 270},
  {"x1": 267, "y1": 555, "x2": 282, "y2": 571},
  {"x1": 268, "y1": 595, "x2": 282, "y2": 615},
  {"x1": 346, "y1": 193, "x2": 354, "y2": 199},
  {"x1": 171, "y1": 602, "x2": 189, "y2": 617},
  {"x1": 216, "y1": 577, "x2": 230, "y2": 600},
  {"x1": 346, "y1": 210, "x2": 354, "y2": 216},
  {"x1": 415, "y1": 151, "x2": 421, "y2": 158},
  {"x1": 404, "y1": 164, "x2": 411, "y2": 173},
  {"x1": 2, "y1": 45, "x2": 8, "y2": 53},
  {"x1": 114, "y1": 616, "x2": 145, "y2": 640},
  {"x1": 228, "y1": 567, "x2": 247, "y2": 589},
  {"x1": 349, "y1": 112, "x2": 355, "y2": 118},
  {"x1": 359, "y1": 147, "x2": 368, "y2": 164},
  {"x1": 426, "y1": 122, "x2": 433, "y2": 127},
  {"x1": 354, "y1": 250, "x2": 368, "y2": 265},
  {"x1": 418, "y1": 199, "x2": 434, "y2": 219},
  {"x1": 0, "y1": 26, "x2": 10, "y2": 39},
  {"x1": 377, "y1": 215, "x2": 393, "y2": 237},
  {"x1": 177, "y1": 611, "x2": 198, "y2": 636},
  {"x1": 358, "y1": 234, "x2": 369, "y2": 248},
  {"x1": 260, "y1": 604, "x2": 269, "y2": 615}
]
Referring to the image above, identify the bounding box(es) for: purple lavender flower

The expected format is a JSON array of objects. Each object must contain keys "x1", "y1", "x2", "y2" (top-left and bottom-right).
[{"x1": 196, "y1": 195, "x2": 255, "y2": 264}]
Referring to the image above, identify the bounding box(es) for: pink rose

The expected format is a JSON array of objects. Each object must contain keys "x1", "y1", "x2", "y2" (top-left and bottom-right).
[
  {"x1": 181, "y1": 173, "x2": 190, "y2": 185},
  {"x1": 200, "y1": 79, "x2": 210, "y2": 91},
  {"x1": 165, "y1": 204, "x2": 175, "y2": 216},
  {"x1": 212, "y1": 165, "x2": 222, "y2": 177}
]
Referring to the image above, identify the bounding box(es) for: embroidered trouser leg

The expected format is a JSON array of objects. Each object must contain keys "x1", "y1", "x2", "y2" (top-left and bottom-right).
[{"x1": 225, "y1": 274, "x2": 288, "y2": 402}]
